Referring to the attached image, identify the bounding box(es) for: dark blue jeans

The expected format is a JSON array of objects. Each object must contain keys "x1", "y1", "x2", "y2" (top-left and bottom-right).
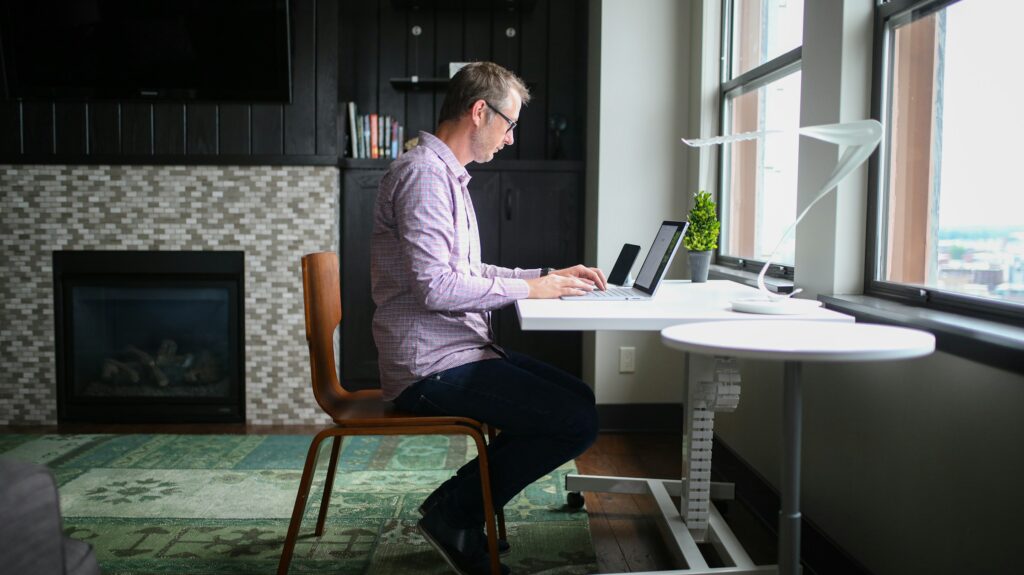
[{"x1": 394, "y1": 350, "x2": 599, "y2": 528}]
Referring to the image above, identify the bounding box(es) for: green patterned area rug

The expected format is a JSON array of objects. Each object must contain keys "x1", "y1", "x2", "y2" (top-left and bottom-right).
[{"x1": 0, "y1": 433, "x2": 597, "y2": 575}]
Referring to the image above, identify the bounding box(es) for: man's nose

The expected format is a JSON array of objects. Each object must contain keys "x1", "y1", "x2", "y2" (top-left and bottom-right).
[{"x1": 504, "y1": 130, "x2": 515, "y2": 145}]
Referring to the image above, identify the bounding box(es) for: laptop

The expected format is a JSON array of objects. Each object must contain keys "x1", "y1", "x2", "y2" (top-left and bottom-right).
[{"x1": 562, "y1": 220, "x2": 689, "y2": 301}]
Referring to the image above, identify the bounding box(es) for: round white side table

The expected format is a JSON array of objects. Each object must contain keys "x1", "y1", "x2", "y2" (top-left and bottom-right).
[{"x1": 661, "y1": 320, "x2": 935, "y2": 575}]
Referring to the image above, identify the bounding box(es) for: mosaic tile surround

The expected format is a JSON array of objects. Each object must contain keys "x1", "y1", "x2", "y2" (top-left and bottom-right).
[{"x1": 0, "y1": 164, "x2": 339, "y2": 425}]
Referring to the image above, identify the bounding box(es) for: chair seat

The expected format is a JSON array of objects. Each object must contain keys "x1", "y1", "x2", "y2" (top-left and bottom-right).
[{"x1": 323, "y1": 396, "x2": 485, "y2": 429}]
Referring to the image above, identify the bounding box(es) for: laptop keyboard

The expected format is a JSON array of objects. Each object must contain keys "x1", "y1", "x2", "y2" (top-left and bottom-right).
[{"x1": 584, "y1": 287, "x2": 638, "y2": 298}]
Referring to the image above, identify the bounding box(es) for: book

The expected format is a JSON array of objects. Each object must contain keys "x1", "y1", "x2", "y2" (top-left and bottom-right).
[
  {"x1": 363, "y1": 114, "x2": 371, "y2": 159},
  {"x1": 347, "y1": 102, "x2": 357, "y2": 158},
  {"x1": 391, "y1": 120, "x2": 399, "y2": 158},
  {"x1": 369, "y1": 113, "x2": 378, "y2": 159}
]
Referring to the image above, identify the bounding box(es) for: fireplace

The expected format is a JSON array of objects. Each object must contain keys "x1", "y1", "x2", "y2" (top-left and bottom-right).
[{"x1": 53, "y1": 251, "x2": 245, "y2": 423}]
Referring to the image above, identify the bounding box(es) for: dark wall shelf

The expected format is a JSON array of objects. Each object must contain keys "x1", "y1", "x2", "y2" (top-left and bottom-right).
[{"x1": 389, "y1": 77, "x2": 450, "y2": 90}]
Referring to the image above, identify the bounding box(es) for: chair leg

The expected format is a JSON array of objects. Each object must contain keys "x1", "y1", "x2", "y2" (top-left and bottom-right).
[
  {"x1": 470, "y1": 430, "x2": 502, "y2": 575},
  {"x1": 315, "y1": 435, "x2": 343, "y2": 536},
  {"x1": 486, "y1": 425, "x2": 508, "y2": 541},
  {"x1": 277, "y1": 429, "x2": 334, "y2": 575}
]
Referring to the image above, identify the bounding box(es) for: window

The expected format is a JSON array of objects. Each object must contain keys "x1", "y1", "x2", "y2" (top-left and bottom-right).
[
  {"x1": 719, "y1": 0, "x2": 804, "y2": 273},
  {"x1": 871, "y1": 0, "x2": 1024, "y2": 320}
]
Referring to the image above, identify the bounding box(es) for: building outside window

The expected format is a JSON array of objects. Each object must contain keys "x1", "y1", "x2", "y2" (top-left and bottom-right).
[
  {"x1": 872, "y1": 0, "x2": 1024, "y2": 317},
  {"x1": 719, "y1": 0, "x2": 804, "y2": 273}
]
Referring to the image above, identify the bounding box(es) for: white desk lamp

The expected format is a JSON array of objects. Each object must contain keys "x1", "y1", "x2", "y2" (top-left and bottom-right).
[{"x1": 681, "y1": 119, "x2": 883, "y2": 314}]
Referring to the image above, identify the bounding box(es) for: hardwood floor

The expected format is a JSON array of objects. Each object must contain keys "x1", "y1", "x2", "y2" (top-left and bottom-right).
[{"x1": 0, "y1": 425, "x2": 777, "y2": 572}]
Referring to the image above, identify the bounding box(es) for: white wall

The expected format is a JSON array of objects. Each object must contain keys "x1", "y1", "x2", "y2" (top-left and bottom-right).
[{"x1": 585, "y1": 0, "x2": 695, "y2": 403}]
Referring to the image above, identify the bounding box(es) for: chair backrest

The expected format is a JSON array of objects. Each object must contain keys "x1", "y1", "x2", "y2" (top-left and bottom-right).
[{"x1": 301, "y1": 252, "x2": 382, "y2": 416}]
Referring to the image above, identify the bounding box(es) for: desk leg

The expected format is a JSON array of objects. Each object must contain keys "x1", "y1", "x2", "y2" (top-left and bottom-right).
[
  {"x1": 682, "y1": 354, "x2": 742, "y2": 542},
  {"x1": 779, "y1": 361, "x2": 803, "y2": 575},
  {"x1": 682, "y1": 353, "x2": 714, "y2": 540}
]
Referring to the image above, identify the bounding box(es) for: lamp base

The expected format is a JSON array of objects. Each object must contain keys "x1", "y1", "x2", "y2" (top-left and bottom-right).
[{"x1": 731, "y1": 298, "x2": 823, "y2": 315}]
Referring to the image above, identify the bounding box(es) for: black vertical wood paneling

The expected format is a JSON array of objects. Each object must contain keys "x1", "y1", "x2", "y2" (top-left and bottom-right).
[
  {"x1": 517, "y1": 0, "x2": 548, "y2": 160},
  {"x1": 547, "y1": 0, "x2": 583, "y2": 160},
  {"x1": 22, "y1": 102, "x2": 54, "y2": 155},
  {"x1": 251, "y1": 105, "x2": 284, "y2": 154},
  {"x1": 491, "y1": 8, "x2": 519, "y2": 74},
  {"x1": 285, "y1": 0, "x2": 316, "y2": 155},
  {"x1": 122, "y1": 103, "x2": 152, "y2": 155},
  {"x1": 153, "y1": 103, "x2": 186, "y2": 155},
  {"x1": 186, "y1": 104, "x2": 218, "y2": 155},
  {"x1": 0, "y1": 102, "x2": 19, "y2": 155},
  {"x1": 353, "y1": 0, "x2": 380, "y2": 115},
  {"x1": 338, "y1": 0, "x2": 356, "y2": 102},
  {"x1": 405, "y1": 9, "x2": 435, "y2": 137},
  {"x1": 378, "y1": 0, "x2": 406, "y2": 134},
  {"x1": 219, "y1": 105, "x2": 250, "y2": 155},
  {"x1": 0, "y1": 0, "x2": 584, "y2": 164},
  {"x1": 54, "y1": 103, "x2": 87, "y2": 156},
  {"x1": 492, "y1": 8, "x2": 520, "y2": 159},
  {"x1": 573, "y1": 0, "x2": 588, "y2": 162},
  {"x1": 88, "y1": 103, "x2": 121, "y2": 155},
  {"x1": 315, "y1": 0, "x2": 339, "y2": 157},
  {"x1": 464, "y1": 7, "x2": 491, "y2": 62},
  {"x1": 433, "y1": 3, "x2": 464, "y2": 125}
]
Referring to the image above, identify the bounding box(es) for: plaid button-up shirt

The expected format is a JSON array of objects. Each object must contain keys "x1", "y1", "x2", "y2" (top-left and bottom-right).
[{"x1": 370, "y1": 132, "x2": 539, "y2": 400}]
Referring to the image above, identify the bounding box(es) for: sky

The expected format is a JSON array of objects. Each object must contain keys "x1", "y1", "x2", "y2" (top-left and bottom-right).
[{"x1": 936, "y1": 0, "x2": 1024, "y2": 230}]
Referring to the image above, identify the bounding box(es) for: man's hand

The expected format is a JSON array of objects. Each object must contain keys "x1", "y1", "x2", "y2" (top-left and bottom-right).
[
  {"x1": 551, "y1": 264, "x2": 608, "y2": 291},
  {"x1": 524, "y1": 264, "x2": 608, "y2": 299}
]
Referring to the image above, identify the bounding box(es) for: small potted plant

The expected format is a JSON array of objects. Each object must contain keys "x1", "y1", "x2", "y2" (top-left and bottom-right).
[{"x1": 684, "y1": 190, "x2": 720, "y2": 283}]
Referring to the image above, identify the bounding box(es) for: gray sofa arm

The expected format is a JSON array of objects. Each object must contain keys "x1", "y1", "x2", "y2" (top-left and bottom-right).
[{"x1": 0, "y1": 458, "x2": 100, "y2": 575}]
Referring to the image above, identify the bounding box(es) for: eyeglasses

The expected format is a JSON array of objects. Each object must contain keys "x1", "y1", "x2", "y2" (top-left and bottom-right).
[{"x1": 485, "y1": 101, "x2": 518, "y2": 134}]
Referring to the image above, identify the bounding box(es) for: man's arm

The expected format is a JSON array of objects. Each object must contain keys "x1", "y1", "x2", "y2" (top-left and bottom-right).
[{"x1": 479, "y1": 263, "x2": 537, "y2": 279}]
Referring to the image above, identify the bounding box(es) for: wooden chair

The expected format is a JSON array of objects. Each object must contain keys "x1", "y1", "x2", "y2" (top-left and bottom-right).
[{"x1": 277, "y1": 251, "x2": 506, "y2": 575}]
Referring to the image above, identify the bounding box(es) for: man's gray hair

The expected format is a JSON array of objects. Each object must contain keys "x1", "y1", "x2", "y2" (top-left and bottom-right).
[{"x1": 438, "y1": 61, "x2": 531, "y2": 125}]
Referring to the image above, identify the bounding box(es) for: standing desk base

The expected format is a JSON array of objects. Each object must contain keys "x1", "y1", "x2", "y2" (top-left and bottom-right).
[
  {"x1": 565, "y1": 354, "x2": 784, "y2": 574},
  {"x1": 565, "y1": 474, "x2": 780, "y2": 574}
]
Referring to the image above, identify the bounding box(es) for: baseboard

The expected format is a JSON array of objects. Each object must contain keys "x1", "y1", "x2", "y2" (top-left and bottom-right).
[
  {"x1": 595, "y1": 403, "x2": 682, "y2": 432},
  {"x1": 712, "y1": 436, "x2": 875, "y2": 575}
]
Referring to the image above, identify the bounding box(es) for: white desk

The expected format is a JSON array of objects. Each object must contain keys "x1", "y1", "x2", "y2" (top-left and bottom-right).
[
  {"x1": 516, "y1": 280, "x2": 853, "y2": 574},
  {"x1": 662, "y1": 321, "x2": 935, "y2": 575}
]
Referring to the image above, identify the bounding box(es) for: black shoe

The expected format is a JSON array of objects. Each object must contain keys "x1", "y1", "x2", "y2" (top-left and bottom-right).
[
  {"x1": 418, "y1": 508, "x2": 511, "y2": 575},
  {"x1": 419, "y1": 489, "x2": 512, "y2": 556}
]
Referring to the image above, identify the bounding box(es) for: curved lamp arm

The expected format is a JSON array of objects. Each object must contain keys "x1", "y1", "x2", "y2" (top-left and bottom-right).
[{"x1": 681, "y1": 119, "x2": 883, "y2": 299}]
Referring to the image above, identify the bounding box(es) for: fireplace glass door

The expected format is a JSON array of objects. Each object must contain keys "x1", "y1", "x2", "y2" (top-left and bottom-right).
[{"x1": 54, "y1": 250, "x2": 244, "y2": 422}]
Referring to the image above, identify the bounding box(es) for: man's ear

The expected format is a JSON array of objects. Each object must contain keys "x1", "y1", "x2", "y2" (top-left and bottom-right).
[{"x1": 469, "y1": 99, "x2": 488, "y2": 127}]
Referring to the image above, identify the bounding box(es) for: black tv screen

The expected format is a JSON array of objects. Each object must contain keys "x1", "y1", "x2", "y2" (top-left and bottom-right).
[{"x1": 0, "y1": 0, "x2": 291, "y2": 102}]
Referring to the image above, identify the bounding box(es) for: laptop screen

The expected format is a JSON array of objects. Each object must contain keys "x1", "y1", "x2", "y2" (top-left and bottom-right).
[{"x1": 634, "y1": 221, "x2": 688, "y2": 294}]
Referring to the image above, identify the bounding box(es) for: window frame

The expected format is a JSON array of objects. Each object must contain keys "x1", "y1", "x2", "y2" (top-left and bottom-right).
[
  {"x1": 866, "y1": 0, "x2": 1024, "y2": 327},
  {"x1": 717, "y1": 0, "x2": 802, "y2": 280}
]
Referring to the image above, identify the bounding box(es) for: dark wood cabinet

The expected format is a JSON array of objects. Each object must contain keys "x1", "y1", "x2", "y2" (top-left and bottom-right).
[
  {"x1": 340, "y1": 169, "x2": 388, "y2": 389},
  {"x1": 339, "y1": 162, "x2": 583, "y2": 388}
]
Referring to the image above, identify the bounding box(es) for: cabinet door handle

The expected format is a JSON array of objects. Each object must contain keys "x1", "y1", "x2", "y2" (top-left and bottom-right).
[{"x1": 505, "y1": 191, "x2": 513, "y2": 220}]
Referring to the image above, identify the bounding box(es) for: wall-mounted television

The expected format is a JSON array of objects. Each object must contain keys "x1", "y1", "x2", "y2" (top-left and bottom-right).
[{"x1": 0, "y1": 0, "x2": 291, "y2": 102}]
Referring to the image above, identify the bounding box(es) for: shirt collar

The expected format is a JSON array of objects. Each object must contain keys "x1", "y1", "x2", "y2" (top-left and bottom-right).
[{"x1": 417, "y1": 131, "x2": 471, "y2": 186}]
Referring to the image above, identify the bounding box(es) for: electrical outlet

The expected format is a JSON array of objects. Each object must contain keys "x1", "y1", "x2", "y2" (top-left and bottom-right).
[{"x1": 619, "y1": 346, "x2": 636, "y2": 373}]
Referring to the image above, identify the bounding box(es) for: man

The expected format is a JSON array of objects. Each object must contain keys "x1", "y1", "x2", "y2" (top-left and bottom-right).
[{"x1": 370, "y1": 61, "x2": 605, "y2": 575}]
